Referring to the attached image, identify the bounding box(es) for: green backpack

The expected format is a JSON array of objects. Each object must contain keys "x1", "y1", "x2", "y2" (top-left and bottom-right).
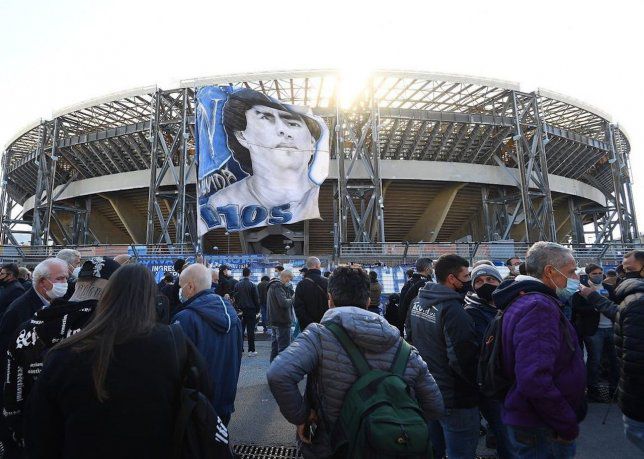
[{"x1": 325, "y1": 323, "x2": 432, "y2": 459}]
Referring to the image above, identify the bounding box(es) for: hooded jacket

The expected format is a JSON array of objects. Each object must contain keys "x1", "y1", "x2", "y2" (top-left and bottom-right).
[
  {"x1": 464, "y1": 291, "x2": 499, "y2": 344},
  {"x1": 4, "y1": 298, "x2": 97, "y2": 445},
  {"x1": 492, "y1": 277, "x2": 586, "y2": 441},
  {"x1": 267, "y1": 306, "x2": 444, "y2": 458},
  {"x1": 409, "y1": 282, "x2": 479, "y2": 408},
  {"x1": 583, "y1": 277, "x2": 644, "y2": 421},
  {"x1": 293, "y1": 269, "x2": 328, "y2": 330},
  {"x1": 267, "y1": 279, "x2": 294, "y2": 327},
  {"x1": 172, "y1": 289, "x2": 242, "y2": 419}
]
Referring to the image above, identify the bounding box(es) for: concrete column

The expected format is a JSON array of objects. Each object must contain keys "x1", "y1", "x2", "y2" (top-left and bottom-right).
[
  {"x1": 100, "y1": 194, "x2": 147, "y2": 244},
  {"x1": 405, "y1": 183, "x2": 466, "y2": 242}
]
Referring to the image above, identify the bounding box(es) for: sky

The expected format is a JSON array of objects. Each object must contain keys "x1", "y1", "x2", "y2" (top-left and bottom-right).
[{"x1": 1, "y1": 0, "x2": 643, "y2": 229}]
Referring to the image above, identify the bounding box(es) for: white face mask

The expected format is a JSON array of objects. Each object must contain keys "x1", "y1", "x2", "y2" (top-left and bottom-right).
[
  {"x1": 72, "y1": 267, "x2": 81, "y2": 278},
  {"x1": 47, "y1": 281, "x2": 68, "y2": 299}
]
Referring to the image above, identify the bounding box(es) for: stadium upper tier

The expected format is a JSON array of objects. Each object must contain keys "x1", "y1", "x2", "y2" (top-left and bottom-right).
[
  {"x1": 0, "y1": 70, "x2": 635, "y2": 251},
  {"x1": 3, "y1": 70, "x2": 628, "y2": 203}
]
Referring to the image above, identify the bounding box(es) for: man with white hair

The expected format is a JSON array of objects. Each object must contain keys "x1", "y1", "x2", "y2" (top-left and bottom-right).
[
  {"x1": 491, "y1": 241, "x2": 586, "y2": 457},
  {"x1": 293, "y1": 256, "x2": 328, "y2": 331},
  {"x1": 56, "y1": 248, "x2": 82, "y2": 300},
  {"x1": 0, "y1": 258, "x2": 68, "y2": 457},
  {"x1": 173, "y1": 263, "x2": 242, "y2": 426}
]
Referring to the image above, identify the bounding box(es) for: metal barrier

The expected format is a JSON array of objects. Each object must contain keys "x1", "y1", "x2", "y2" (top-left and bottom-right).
[{"x1": 339, "y1": 241, "x2": 644, "y2": 266}]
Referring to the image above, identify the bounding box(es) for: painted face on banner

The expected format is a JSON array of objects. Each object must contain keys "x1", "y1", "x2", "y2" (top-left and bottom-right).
[{"x1": 236, "y1": 105, "x2": 315, "y2": 170}]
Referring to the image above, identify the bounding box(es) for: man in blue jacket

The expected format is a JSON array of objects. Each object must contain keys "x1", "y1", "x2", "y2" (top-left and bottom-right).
[{"x1": 173, "y1": 263, "x2": 243, "y2": 426}]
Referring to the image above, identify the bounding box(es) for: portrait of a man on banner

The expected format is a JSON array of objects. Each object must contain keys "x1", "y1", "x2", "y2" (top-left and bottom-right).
[{"x1": 196, "y1": 87, "x2": 329, "y2": 235}]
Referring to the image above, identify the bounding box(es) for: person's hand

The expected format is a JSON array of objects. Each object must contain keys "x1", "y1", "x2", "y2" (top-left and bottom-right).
[
  {"x1": 296, "y1": 410, "x2": 318, "y2": 444},
  {"x1": 579, "y1": 284, "x2": 594, "y2": 299},
  {"x1": 553, "y1": 435, "x2": 575, "y2": 445}
]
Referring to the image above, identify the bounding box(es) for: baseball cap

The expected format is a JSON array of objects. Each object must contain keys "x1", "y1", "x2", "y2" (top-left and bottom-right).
[
  {"x1": 78, "y1": 257, "x2": 121, "y2": 281},
  {"x1": 471, "y1": 264, "x2": 503, "y2": 284}
]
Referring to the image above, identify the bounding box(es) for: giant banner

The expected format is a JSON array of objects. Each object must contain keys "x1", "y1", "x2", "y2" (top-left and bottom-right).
[{"x1": 196, "y1": 87, "x2": 329, "y2": 235}]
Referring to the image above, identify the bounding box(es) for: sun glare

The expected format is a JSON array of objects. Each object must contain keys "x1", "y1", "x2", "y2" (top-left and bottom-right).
[{"x1": 338, "y1": 67, "x2": 374, "y2": 109}]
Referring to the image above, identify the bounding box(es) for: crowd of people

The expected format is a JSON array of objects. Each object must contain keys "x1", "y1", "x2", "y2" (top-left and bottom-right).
[{"x1": 0, "y1": 244, "x2": 641, "y2": 458}]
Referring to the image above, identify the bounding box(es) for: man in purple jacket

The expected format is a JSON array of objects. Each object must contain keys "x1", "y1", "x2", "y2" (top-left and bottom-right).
[{"x1": 492, "y1": 242, "x2": 586, "y2": 458}]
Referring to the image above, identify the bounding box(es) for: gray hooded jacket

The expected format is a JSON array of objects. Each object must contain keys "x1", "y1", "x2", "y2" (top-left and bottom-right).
[{"x1": 267, "y1": 306, "x2": 444, "y2": 456}]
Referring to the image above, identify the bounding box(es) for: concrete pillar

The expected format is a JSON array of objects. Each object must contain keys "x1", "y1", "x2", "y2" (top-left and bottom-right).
[
  {"x1": 100, "y1": 194, "x2": 147, "y2": 244},
  {"x1": 405, "y1": 183, "x2": 466, "y2": 242}
]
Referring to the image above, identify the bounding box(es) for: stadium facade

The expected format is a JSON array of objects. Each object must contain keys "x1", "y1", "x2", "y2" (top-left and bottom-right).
[{"x1": 0, "y1": 70, "x2": 638, "y2": 258}]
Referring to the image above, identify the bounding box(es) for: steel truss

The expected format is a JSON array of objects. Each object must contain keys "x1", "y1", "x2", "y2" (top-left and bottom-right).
[
  {"x1": 335, "y1": 79, "x2": 386, "y2": 256},
  {"x1": 145, "y1": 88, "x2": 198, "y2": 249}
]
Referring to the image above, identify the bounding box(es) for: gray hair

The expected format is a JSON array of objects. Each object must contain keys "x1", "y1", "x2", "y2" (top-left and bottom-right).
[
  {"x1": 280, "y1": 269, "x2": 294, "y2": 281},
  {"x1": 306, "y1": 257, "x2": 321, "y2": 269},
  {"x1": 33, "y1": 258, "x2": 68, "y2": 284},
  {"x1": 415, "y1": 257, "x2": 433, "y2": 273},
  {"x1": 180, "y1": 264, "x2": 212, "y2": 293},
  {"x1": 525, "y1": 241, "x2": 574, "y2": 279},
  {"x1": 56, "y1": 249, "x2": 81, "y2": 265}
]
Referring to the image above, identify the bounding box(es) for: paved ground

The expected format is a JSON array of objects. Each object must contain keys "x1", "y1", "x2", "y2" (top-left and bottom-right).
[{"x1": 229, "y1": 337, "x2": 642, "y2": 458}]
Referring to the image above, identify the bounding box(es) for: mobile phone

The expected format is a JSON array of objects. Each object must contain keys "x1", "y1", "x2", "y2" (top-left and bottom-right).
[
  {"x1": 307, "y1": 422, "x2": 317, "y2": 440},
  {"x1": 579, "y1": 274, "x2": 589, "y2": 287}
]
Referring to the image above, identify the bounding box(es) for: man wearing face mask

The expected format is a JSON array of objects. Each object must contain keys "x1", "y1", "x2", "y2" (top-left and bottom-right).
[
  {"x1": 492, "y1": 241, "x2": 586, "y2": 457},
  {"x1": 2, "y1": 257, "x2": 119, "y2": 455},
  {"x1": 578, "y1": 250, "x2": 644, "y2": 453},
  {"x1": 56, "y1": 249, "x2": 81, "y2": 301},
  {"x1": 0, "y1": 264, "x2": 26, "y2": 318},
  {"x1": 410, "y1": 254, "x2": 479, "y2": 459},
  {"x1": 173, "y1": 263, "x2": 242, "y2": 426},
  {"x1": 572, "y1": 264, "x2": 618, "y2": 402},
  {"x1": 464, "y1": 265, "x2": 515, "y2": 458}
]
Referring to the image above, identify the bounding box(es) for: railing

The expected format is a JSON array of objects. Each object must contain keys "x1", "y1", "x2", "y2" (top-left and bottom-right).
[{"x1": 339, "y1": 241, "x2": 644, "y2": 266}]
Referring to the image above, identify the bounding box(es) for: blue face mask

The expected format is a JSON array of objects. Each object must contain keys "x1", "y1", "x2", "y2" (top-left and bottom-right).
[
  {"x1": 178, "y1": 287, "x2": 187, "y2": 304},
  {"x1": 554, "y1": 268, "x2": 580, "y2": 302}
]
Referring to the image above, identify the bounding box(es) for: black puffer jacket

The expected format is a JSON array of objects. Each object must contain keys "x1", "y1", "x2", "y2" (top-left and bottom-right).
[
  {"x1": 585, "y1": 277, "x2": 644, "y2": 421},
  {"x1": 409, "y1": 282, "x2": 479, "y2": 409},
  {"x1": 293, "y1": 269, "x2": 328, "y2": 330}
]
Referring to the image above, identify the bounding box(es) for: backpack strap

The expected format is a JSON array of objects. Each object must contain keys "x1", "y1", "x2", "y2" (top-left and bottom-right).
[
  {"x1": 169, "y1": 323, "x2": 188, "y2": 381},
  {"x1": 303, "y1": 277, "x2": 327, "y2": 297},
  {"x1": 390, "y1": 339, "x2": 412, "y2": 377},
  {"x1": 325, "y1": 322, "x2": 371, "y2": 376}
]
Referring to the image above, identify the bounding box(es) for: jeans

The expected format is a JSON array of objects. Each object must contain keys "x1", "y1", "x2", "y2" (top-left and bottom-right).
[
  {"x1": 624, "y1": 415, "x2": 644, "y2": 453},
  {"x1": 242, "y1": 312, "x2": 256, "y2": 352},
  {"x1": 585, "y1": 327, "x2": 619, "y2": 390},
  {"x1": 270, "y1": 326, "x2": 292, "y2": 362},
  {"x1": 437, "y1": 407, "x2": 480, "y2": 459},
  {"x1": 480, "y1": 398, "x2": 516, "y2": 458},
  {"x1": 507, "y1": 426, "x2": 576, "y2": 458},
  {"x1": 260, "y1": 304, "x2": 268, "y2": 327},
  {"x1": 428, "y1": 420, "x2": 446, "y2": 458}
]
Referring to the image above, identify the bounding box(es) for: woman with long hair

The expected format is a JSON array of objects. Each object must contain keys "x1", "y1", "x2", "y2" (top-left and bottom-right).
[{"x1": 25, "y1": 263, "x2": 209, "y2": 459}]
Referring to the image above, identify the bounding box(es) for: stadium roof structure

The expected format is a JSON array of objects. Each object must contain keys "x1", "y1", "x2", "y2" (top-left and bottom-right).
[{"x1": 0, "y1": 70, "x2": 637, "y2": 254}]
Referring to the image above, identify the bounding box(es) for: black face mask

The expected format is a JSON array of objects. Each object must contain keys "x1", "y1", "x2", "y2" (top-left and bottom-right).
[
  {"x1": 624, "y1": 271, "x2": 642, "y2": 279},
  {"x1": 456, "y1": 280, "x2": 472, "y2": 295},
  {"x1": 474, "y1": 283, "x2": 497, "y2": 302}
]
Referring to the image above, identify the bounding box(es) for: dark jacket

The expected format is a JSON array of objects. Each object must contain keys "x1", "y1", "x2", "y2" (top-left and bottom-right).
[
  {"x1": 215, "y1": 275, "x2": 237, "y2": 298},
  {"x1": 18, "y1": 279, "x2": 32, "y2": 291},
  {"x1": 0, "y1": 280, "x2": 26, "y2": 318},
  {"x1": 267, "y1": 307, "x2": 444, "y2": 458},
  {"x1": 234, "y1": 277, "x2": 260, "y2": 313},
  {"x1": 369, "y1": 281, "x2": 382, "y2": 309},
  {"x1": 409, "y1": 282, "x2": 479, "y2": 408},
  {"x1": 257, "y1": 279, "x2": 269, "y2": 306},
  {"x1": 571, "y1": 282, "x2": 614, "y2": 338},
  {"x1": 399, "y1": 274, "x2": 431, "y2": 342},
  {"x1": 464, "y1": 291, "x2": 499, "y2": 344},
  {"x1": 4, "y1": 299, "x2": 97, "y2": 446},
  {"x1": 293, "y1": 269, "x2": 328, "y2": 330},
  {"x1": 493, "y1": 277, "x2": 586, "y2": 441},
  {"x1": 25, "y1": 325, "x2": 208, "y2": 459},
  {"x1": 172, "y1": 289, "x2": 242, "y2": 419},
  {"x1": 160, "y1": 281, "x2": 181, "y2": 317},
  {"x1": 585, "y1": 277, "x2": 644, "y2": 421},
  {"x1": 267, "y1": 279, "x2": 294, "y2": 327}
]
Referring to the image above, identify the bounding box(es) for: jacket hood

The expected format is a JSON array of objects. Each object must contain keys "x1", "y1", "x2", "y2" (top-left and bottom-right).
[
  {"x1": 464, "y1": 291, "x2": 497, "y2": 314},
  {"x1": 321, "y1": 306, "x2": 400, "y2": 352},
  {"x1": 32, "y1": 299, "x2": 97, "y2": 346},
  {"x1": 417, "y1": 282, "x2": 463, "y2": 306},
  {"x1": 614, "y1": 277, "x2": 644, "y2": 302},
  {"x1": 183, "y1": 289, "x2": 233, "y2": 333},
  {"x1": 492, "y1": 276, "x2": 557, "y2": 310}
]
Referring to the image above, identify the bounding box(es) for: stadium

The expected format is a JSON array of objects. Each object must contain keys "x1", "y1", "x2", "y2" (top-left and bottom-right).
[{"x1": 0, "y1": 70, "x2": 639, "y2": 265}]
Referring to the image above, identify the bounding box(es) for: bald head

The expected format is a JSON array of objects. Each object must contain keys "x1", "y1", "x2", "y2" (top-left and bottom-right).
[
  {"x1": 306, "y1": 257, "x2": 321, "y2": 270},
  {"x1": 179, "y1": 264, "x2": 213, "y2": 301}
]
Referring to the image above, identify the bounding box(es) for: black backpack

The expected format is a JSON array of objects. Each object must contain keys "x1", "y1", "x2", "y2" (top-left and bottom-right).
[
  {"x1": 169, "y1": 324, "x2": 233, "y2": 459},
  {"x1": 477, "y1": 293, "x2": 577, "y2": 401}
]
